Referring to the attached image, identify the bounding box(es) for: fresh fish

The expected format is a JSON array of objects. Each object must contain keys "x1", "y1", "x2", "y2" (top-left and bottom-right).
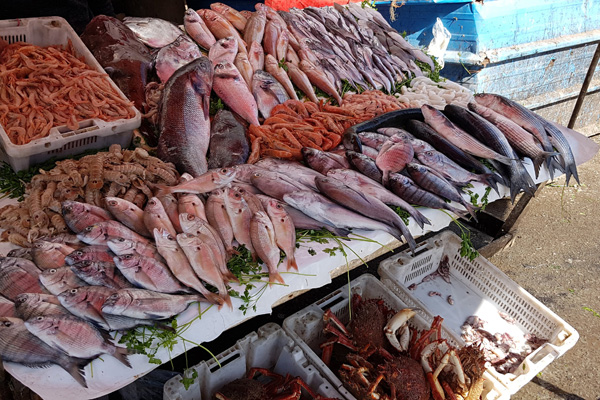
[
  {"x1": 248, "y1": 41, "x2": 265, "y2": 71},
  {"x1": 62, "y1": 200, "x2": 112, "y2": 234},
  {"x1": 276, "y1": 30, "x2": 290, "y2": 62},
  {"x1": 214, "y1": 62, "x2": 260, "y2": 125},
  {"x1": 184, "y1": 8, "x2": 216, "y2": 49},
  {"x1": 243, "y1": 9, "x2": 267, "y2": 46},
  {"x1": 255, "y1": 3, "x2": 288, "y2": 30},
  {"x1": 6, "y1": 248, "x2": 32, "y2": 261},
  {"x1": 157, "y1": 57, "x2": 213, "y2": 177},
  {"x1": 158, "y1": 193, "x2": 182, "y2": 233},
  {"x1": 0, "y1": 317, "x2": 89, "y2": 387},
  {"x1": 176, "y1": 234, "x2": 232, "y2": 308},
  {"x1": 234, "y1": 51, "x2": 254, "y2": 88},
  {"x1": 206, "y1": 189, "x2": 237, "y2": 256},
  {"x1": 77, "y1": 221, "x2": 151, "y2": 246},
  {"x1": 326, "y1": 169, "x2": 430, "y2": 229},
  {"x1": 286, "y1": 46, "x2": 300, "y2": 65},
  {"x1": 537, "y1": 117, "x2": 579, "y2": 185},
  {"x1": 0, "y1": 256, "x2": 40, "y2": 277},
  {"x1": 388, "y1": 173, "x2": 470, "y2": 218},
  {"x1": 377, "y1": 127, "x2": 413, "y2": 137},
  {"x1": 240, "y1": 10, "x2": 253, "y2": 20},
  {"x1": 102, "y1": 288, "x2": 206, "y2": 320},
  {"x1": 104, "y1": 197, "x2": 151, "y2": 237},
  {"x1": 153, "y1": 229, "x2": 224, "y2": 306},
  {"x1": 156, "y1": 167, "x2": 237, "y2": 195},
  {"x1": 250, "y1": 170, "x2": 312, "y2": 201},
  {"x1": 315, "y1": 177, "x2": 416, "y2": 252},
  {"x1": 65, "y1": 246, "x2": 115, "y2": 265},
  {"x1": 417, "y1": 150, "x2": 496, "y2": 188},
  {"x1": 376, "y1": 137, "x2": 414, "y2": 185},
  {"x1": 302, "y1": 147, "x2": 350, "y2": 175},
  {"x1": 234, "y1": 186, "x2": 265, "y2": 213},
  {"x1": 283, "y1": 191, "x2": 404, "y2": 240},
  {"x1": 0, "y1": 296, "x2": 16, "y2": 317},
  {"x1": 252, "y1": 70, "x2": 290, "y2": 118},
  {"x1": 31, "y1": 240, "x2": 75, "y2": 270},
  {"x1": 208, "y1": 109, "x2": 250, "y2": 169},
  {"x1": 421, "y1": 105, "x2": 513, "y2": 165},
  {"x1": 210, "y1": 2, "x2": 248, "y2": 31},
  {"x1": 265, "y1": 54, "x2": 298, "y2": 100},
  {"x1": 199, "y1": 9, "x2": 246, "y2": 51},
  {"x1": 250, "y1": 211, "x2": 285, "y2": 284},
  {"x1": 358, "y1": 131, "x2": 389, "y2": 150},
  {"x1": 47, "y1": 233, "x2": 85, "y2": 249},
  {"x1": 178, "y1": 194, "x2": 207, "y2": 221},
  {"x1": 286, "y1": 62, "x2": 319, "y2": 103},
  {"x1": 71, "y1": 260, "x2": 132, "y2": 290},
  {"x1": 123, "y1": 17, "x2": 182, "y2": 48},
  {"x1": 14, "y1": 293, "x2": 69, "y2": 320},
  {"x1": 25, "y1": 315, "x2": 132, "y2": 367},
  {"x1": 346, "y1": 150, "x2": 383, "y2": 182},
  {"x1": 300, "y1": 59, "x2": 342, "y2": 105},
  {"x1": 39, "y1": 267, "x2": 88, "y2": 296},
  {"x1": 223, "y1": 187, "x2": 256, "y2": 257},
  {"x1": 143, "y1": 197, "x2": 177, "y2": 238},
  {"x1": 255, "y1": 158, "x2": 323, "y2": 190},
  {"x1": 265, "y1": 199, "x2": 297, "y2": 271},
  {"x1": 263, "y1": 20, "x2": 280, "y2": 57},
  {"x1": 361, "y1": 145, "x2": 378, "y2": 159},
  {"x1": 114, "y1": 254, "x2": 188, "y2": 294},
  {"x1": 156, "y1": 35, "x2": 202, "y2": 83},
  {"x1": 0, "y1": 261, "x2": 42, "y2": 300},
  {"x1": 209, "y1": 36, "x2": 239, "y2": 66}
]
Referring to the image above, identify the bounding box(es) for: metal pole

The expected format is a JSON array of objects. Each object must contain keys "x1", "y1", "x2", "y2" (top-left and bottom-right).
[{"x1": 568, "y1": 42, "x2": 600, "y2": 129}]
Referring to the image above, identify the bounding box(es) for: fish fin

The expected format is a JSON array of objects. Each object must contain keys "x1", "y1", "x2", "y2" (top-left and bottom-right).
[
  {"x1": 382, "y1": 170, "x2": 390, "y2": 187},
  {"x1": 143, "y1": 312, "x2": 165, "y2": 319},
  {"x1": 533, "y1": 151, "x2": 560, "y2": 179},
  {"x1": 327, "y1": 226, "x2": 351, "y2": 237},
  {"x1": 459, "y1": 200, "x2": 479, "y2": 223},
  {"x1": 495, "y1": 154, "x2": 516, "y2": 166},
  {"x1": 227, "y1": 247, "x2": 240, "y2": 257},
  {"x1": 220, "y1": 292, "x2": 233, "y2": 311},
  {"x1": 479, "y1": 173, "x2": 501, "y2": 196},
  {"x1": 64, "y1": 357, "x2": 91, "y2": 388},
  {"x1": 204, "y1": 292, "x2": 226, "y2": 307},
  {"x1": 286, "y1": 255, "x2": 299, "y2": 271},
  {"x1": 112, "y1": 346, "x2": 132, "y2": 368},
  {"x1": 269, "y1": 271, "x2": 285, "y2": 287},
  {"x1": 155, "y1": 322, "x2": 177, "y2": 332},
  {"x1": 565, "y1": 162, "x2": 580, "y2": 186}
]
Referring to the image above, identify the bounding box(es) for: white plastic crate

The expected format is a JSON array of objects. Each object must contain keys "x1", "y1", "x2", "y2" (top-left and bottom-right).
[
  {"x1": 378, "y1": 230, "x2": 579, "y2": 395},
  {"x1": 0, "y1": 17, "x2": 141, "y2": 171},
  {"x1": 282, "y1": 274, "x2": 508, "y2": 400},
  {"x1": 163, "y1": 322, "x2": 344, "y2": 400}
]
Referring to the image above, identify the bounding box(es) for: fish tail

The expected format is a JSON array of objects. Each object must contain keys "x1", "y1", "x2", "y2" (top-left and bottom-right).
[
  {"x1": 269, "y1": 271, "x2": 285, "y2": 286},
  {"x1": 205, "y1": 292, "x2": 226, "y2": 307},
  {"x1": 226, "y1": 246, "x2": 240, "y2": 258},
  {"x1": 495, "y1": 153, "x2": 515, "y2": 166},
  {"x1": 154, "y1": 184, "x2": 172, "y2": 196},
  {"x1": 460, "y1": 200, "x2": 479, "y2": 223},
  {"x1": 382, "y1": 170, "x2": 390, "y2": 187},
  {"x1": 112, "y1": 346, "x2": 133, "y2": 368},
  {"x1": 287, "y1": 254, "x2": 299, "y2": 271},
  {"x1": 566, "y1": 162, "x2": 580, "y2": 186},
  {"x1": 390, "y1": 223, "x2": 417, "y2": 254},
  {"x1": 219, "y1": 292, "x2": 233, "y2": 310},
  {"x1": 327, "y1": 226, "x2": 352, "y2": 237},
  {"x1": 406, "y1": 207, "x2": 430, "y2": 229},
  {"x1": 64, "y1": 357, "x2": 90, "y2": 388},
  {"x1": 534, "y1": 151, "x2": 560, "y2": 178},
  {"x1": 479, "y1": 173, "x2": 501, "y2": 196},
  {"x1": 446, "y1": 205, "x2": 470, "y2": 220}
]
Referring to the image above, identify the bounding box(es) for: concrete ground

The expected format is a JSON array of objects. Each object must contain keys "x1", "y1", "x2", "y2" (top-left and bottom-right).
[{"x1": 488, "y1": 135, "x2": 600, "y2": 400}]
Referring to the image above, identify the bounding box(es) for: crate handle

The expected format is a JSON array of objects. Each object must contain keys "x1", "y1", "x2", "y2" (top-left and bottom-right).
[
  {"x1": 0, "y1": 19, "x2": 27, "y2": 29},
  {"x1": 208, "y1": 349, "x2": 241, "y2": 374}
]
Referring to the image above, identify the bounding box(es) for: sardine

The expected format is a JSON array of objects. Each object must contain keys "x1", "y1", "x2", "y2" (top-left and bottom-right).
[
  {"x1": 14, "y1": 293, "x2": 69, "y2": 320},
  {"x1": 208, "y1": 109, "x2": 250, "y2": 169},
  {"x1": 243, "y1": 9, "x2": 267, "y2": 46},
  {"x1": 71, "y1": 260, "x2": 132, "y2": 290},
  {"x1": 62, "y1": 201, "x2": 112, "y2": 234},
  {"x1": 234, "y1": 51, "x2": 254, "y2": 88},
  {"x1": 123, "y1": 17, "x2": 181, "y2": 48},
  {"x1": 346, "y1": 150, "x2": 383, "y2": 182},
  {"x1": 31, "y1": 240, "x2": 75, "y2": 270},
  {"x1": 376, "y1": 137, "x2": 414, "y2": 186},
  {"x1": 39, "y1": 267, "x2": 88, "y2": 296},
  {"x1": 114, "y1": 254, "x2": 188, "y2": 294},
  {"x1": 0, "y1": 261, "x2": 43, "y2": 301},
  {"x1": 210, "y1": 2, "x2": 248, "y2": 31},
  {"x1": 248, "y1": 41, "x2": 265, "y2": 71},
  {"x1": 184, "y1": 9, "x2": 216, "y2": 49},
  {"x1": 300, "y1": 59, "x2": 342, "y2": 105},
  {"x1": 65, "y1": 246, "x2": 115, "y2": 265},
  {"x1": 77, "y1": 221, "x2": 151, "y2": 246},
  {"x1": 265, "y1": 54, "x2": 298, "y2": 101},
  {"x1": 302, "y1": 147, "x2": 350, "y2": 175},
  {"x1": 205, "y1": 189, "x2": 237, "y2": 256},
  {"x1": 265, "y1": 199, "x2": 297, "y2": 271},
  {"x1": 286, "y1": 62, "x2": 318, "y2": 103},
  {"x1": 252, "y1": 69, "x2": 290, "y2": 118},
  {"x1": 105, "y1": 197, "x2": 151, "y2": 237},
  {"x1": 200, "y1": 9, "x2": 246, "y2": 51},
  {"x1": 214, "y1": 62, "x2": 260, "y2": 125},
  {"x1": 156, "y1": 167, "x2": 237, "y2": 195},
  {"x1": 156, "y1": 35, "x2": 202, "y2": 83},
  {"x1": 223, "y1": 187, "x2": 256, "y2": 257},
  {"x1": 209, "y1": 36, "x2": 238, "y2": 66},
  {"x1": 250, "y1": 211, "x2": 285, "y2": 284}
]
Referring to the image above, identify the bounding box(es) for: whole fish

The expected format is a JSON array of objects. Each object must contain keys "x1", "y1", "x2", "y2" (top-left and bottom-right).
[
  {"x1": 243, "y1": 9, "x2": 267, "y2": 46},
  {"x1": 250, "y1": 211, "x2": 285, "y2": 284},
  {"x1": 276, "y1": 30, "x2": 289, "y2": 62},
  {"x1": 362, "y1": 145, "x2": 379, "y2": 159},
  {"x1": 421, "y1": 105, "x2": 513, "y2": 165},
  {"x1": 123, "y1": 17, "x2": 182, "y2": 48},
  {"x1": 240, "y1": 10, "x2": 253, "y2": 20},
  {"x1": 346, "y1": 150, "x2": 383, "y2": 182},
  {"x1": 286, "y1": 62, "x2": 319, "y2": 103},
  {"x1": 265, "y1": 54, "x2": 298, "y2": 100},
  {"x1": 0, "y1": 296, "x2": 16, "y2": 317},
  {"x1": 153, "y1": 229, "x2": 224, "y2": 306},
  {"x1": 62, "y1": 200, "x2": 112, "y2": 233},
  {"x1": 263, "y1": 20, "x2": 280, "y2": 57},
  {"x1": 0, "y1": 317, "x2": 89, "y2": 388},
  {"x1": 208, "y1": 109, "x2": 250, "y2": 169},
  {"x1": 234, "y1": 51, "x2": 254, "y2": 88},
  {"x1": 77, "y1": 221, "x2": 151, "y2": 246},
  {"x1": 0, "y1": 256, "x2": 40, "y2": 277},
  {"x1": 47, "y1": 233, "x2": 85, "y2": 249},
  {"x1": 214, "y1": 62, "x2": 260, "y2": 125},
  {"x1": 210, "y1": 2, "x2": 248, "y2": 31},
  {"x1": 143, "y1": 197, "x2": 177, "y2": 238},
  {"x1": 206, "y1": 189, "x2": 237, "y2": 256},
  {"x1": 300, "y1": 59, "x2": 342, "y2": 105},
  {"x1": 255, "y1": 158, "x2": 323, "y2": 190},
  {"x1": 199, "y1": 9, "x2": 246, "y2": 51},
  {"x1": 184, "y1": 8, "x2": 216, "y2": 49},
  {"x1": 283, "y1": 191, "x2": 404, "y2": 240},
  {"x1": 315, "y1": 177, "x2": 416, "y2": 252},
  {"x1": 209, "y1": 36, "x2": 239, "y2": 66},
  {"x1": 248, "y1": 41, "x2": 265, "y2": 71},
  {"x1": 102, "y1": 288, "x2": 206, "y2": 320},
  {"x1": 65, "y1": 246, "x2": 115, "y2": 265},
  {"x1": 376, "y1": 137, "x2": 414, "y2": 185},
  {"x1": 234, "y1": 186, "x2": 264, "y2": 213},
  {"x1": 0, "y1": 262, "x2": 42, "y2": 300},
  {"x1": 255, "y1": 3, "x2": 288, "y2": 30},
  {"x1": 39, "y1": 267, "x2": 88, "y2": 296},
  {"x1": 416, "y1": 150, "x2": 494, "y2": 188},
  {"x1": 537, "y1": 117, "x2": 579, "y2": 185},
  {"x1": 252, "y1": 70, "x2": 290, "y2": 118},
  {"x1": 326, "y1": 169, "x2": 430, "y2": 229},
  {"x1": 114, "y1": 254, "x2": 188, "y2": 294},
  {"x1": 223, "y1": 187, "x2": 256, "y2": 257},
  {"x1": 156, "y1": 167, "x2": 237, "y2": 195},
  {"x1": 265, "y1": 199, "x2": 297, "y2": 271},
  {"x1": 157, "y1": 57, "x2": 213, "y2": 177},
  {"x1": 302, "y1": 147, "x2": 350, "y2": 175},
  {"x1": 14, "y1": 293, "x2": 69, "y2": 320},
  {"x1": 71, "y1": 260, "x2": 132, "y2": 290},
  {"x1": 104, "y1": 197, "x2": 151, "y2": 237},
  {"x1": 377, "y1": 127, "x2": 414, "y2": 137},
  {"x1": 31, "y1": 240, "x2": 75, "y2": 270},
  {"x1": 156, "y1": 35, "x2": 202, "y2": 83},
  {"x1": 25, "y1": 315, "x2": 132, "y2": 367},
  {"x1": 358, "y1": 131, "x2": 389, "y2": 150},
  {"x1": 178, "y1": 194, "x2": 207, "y2": 221},
  {"x1": 250, "y1": 170, "x2": 312, "y2": 201},
  {"x1": 286, "y1": 47, "x2": 300, "y2": 65},
  {"x1": 158, "y1": 193, "x2": 183, "y2": 233}
]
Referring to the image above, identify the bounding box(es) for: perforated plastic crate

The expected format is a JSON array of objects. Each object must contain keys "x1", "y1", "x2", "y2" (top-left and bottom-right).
[
  {"x1": 163, "y1": 323, "x2": 343, "y2": 400},
  {"x1": 282, "y1": 274, "x2": 508, "y2": 400},
  {"x1": 378, "y1": 230, "x2": 579, "y2": 395},
  {"x1": 0, "y1": 17, "x2": 141, "y2": 171}
]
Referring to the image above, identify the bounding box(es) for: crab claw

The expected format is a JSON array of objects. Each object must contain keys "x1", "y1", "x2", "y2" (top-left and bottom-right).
[{"x1": 383, "y1": 308, "x2": 416, "y2": 352}]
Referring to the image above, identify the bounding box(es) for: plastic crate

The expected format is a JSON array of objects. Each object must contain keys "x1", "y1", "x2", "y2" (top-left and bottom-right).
[
  {"x1": 282, "y1": 274, "x2": 508, "y2": 400},
  {"x1": 378, "y1": 230, "x2": 579, "y2": 395},
  {"x1": 0, "y1": 17, "x2": 141, "y2": 171},
  {"x1": 163, "y1": 323, "x2": 343, "y2": 400}
]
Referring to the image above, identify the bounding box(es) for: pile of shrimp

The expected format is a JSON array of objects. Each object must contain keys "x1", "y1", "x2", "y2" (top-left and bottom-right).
[
  {"x1": 0, "y1": 41, "x2": 136, "y2": 145},
  {"x1": 0, "y1": 145, "x2": 179, "y2": 247},
  {"x1": 248, "y1": 91, "x2": 407, "y2": 161}
]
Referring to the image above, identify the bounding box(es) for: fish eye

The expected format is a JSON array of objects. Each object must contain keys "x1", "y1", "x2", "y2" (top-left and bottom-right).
[
  {"x1": 108, "y1": 294, "x2": 118, "y2": 299},
  {"x1": 221, "y1": 168, "x2": 228, "y2": 173},
  {"x1": 36, "y1": 316, "x2": 44, "y2": 321},
  {"x1": 108, "y1": 200, "x2": 117, "y2": 206},
  {"x1": 75, "y1": 251, "x2": 83, "y2": 256},
  {"x1": 118, "y1": 238, "x2": 125, "y2": 242},
  {"x1": 85, "y1": 226, "x2": 93, "y2": 232},
  {"x1": 49, "y1": 269, "x2": 56, "y2": 273},
  {"x1": 70, "y1": 289, "x2": 78, "y2": 294},
  {"x1": 3, "y1": 321, "x2": 11, "y2": 327},
  {"x1": 187, "y1": 214, "x2": 195, "y2": 220}
]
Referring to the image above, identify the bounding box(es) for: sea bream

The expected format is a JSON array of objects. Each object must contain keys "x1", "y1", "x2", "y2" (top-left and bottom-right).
[
  {"x1": 223, "y1": 187, "x2": 256, "y2": 258},
  {"x1": 252, "y1": 70, "x2": 290, "y2": 119},
  {"x1": 302, "y1": 147, "x2": 350, "y2": 175},
  {"x1": 205, "y1": 189, "x2": 237, "y2": 256},
  {"x1": 210, "y1": 2, "x2": 248, "y2": 31},
  {"x1": 144, "y1": 197, "x2": 178, "y2": 238},
  {"x1": 14, "y1": 293, "x2": 70, "y2": 320},
  {"x1": 346, "y1": 150, "x2": 383, "y2": 182},
  {"x1": 376, "y1": 136, "x2": 414, "y2": 186},
  {"x1": 0, "y1": 296, "x2": 16, "y2": 317},
  {"x1": 178, "y1": 193, "x2": 207, "y2": 222},
  {"x1": 39, "y1": 267, "x2": 88, "y2": 296},
  {"x1": 248, "y1": 41, "x2": 265, "y2": 71},
  {"x1": 265, "y1": 198, "x2": 297, "y2": 271},
  {"x1": 70, "y1": 260, "x2": 132, "y2": 290},
  {"x1": 0, "y1": 256, "x2": 40, "y2": 277},
  {"x1": 62, "y1": 200, "x2": 112, "y2": 233},
  {"x1": 234, "y1": 51, "x2": 254, "y2": 88},
  {"x1": 250, "y1": 170, "x2": 313, "y2": 201},
  {"x1": 65, "y1": 246, "x2": 115, "y2": 265},
  {"x1": 243, "y1": 9, "x2": 267, "y2": 47},
  {"x1": 113, "y1": 253, "x2": 188, "y2": 294},
  {"x1": 158, "y1": 193, "x2": 183, "y2": 233},
  {"x1": 123, "y1": 17, "x2": 182, "y2": 48},
  {"x1": 255, "y1": 158, "x2": 324, "y2": 190},
  {"x1": 0, "y1": 260, "x2": 43, "y2": 301},
  {"x1": 209, "y1": 36, "x2": 239, "y2": 66},
  {"x1": 213, "y1": 62, "x2": 260, "y2": 126},
  {"x1": 184, "y1": 8, "x2": 216, "y2": 49},
  {"x1": 157, "y1": 167, "x2": 237, "y2": 195},
  {"x1": 198, "y1": 9, "x2": 247, "y2": 51},
  {"x1": 31, "y1": 240, "x2": 75, "y2": 270},
  {"x1": 158, "y1": 57, "x2": 213, "y2": 177},
  {"x1": 77, "y1": 220, "x2": 151, "y2": 246},
  {"x1": 104, "y1": 197, "x2": 150, "y2": 237},
  {"x1": 155, "y1": 35, "x2": 202, "y2": 83}
]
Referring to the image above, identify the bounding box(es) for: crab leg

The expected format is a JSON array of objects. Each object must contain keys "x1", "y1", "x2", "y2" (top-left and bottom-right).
[
  {"x1": 383, "y1": 308, "x2": 416, "y2": 352},
  {"x1": 323, "y1": 309, "x2": 349, "y2": 335}
]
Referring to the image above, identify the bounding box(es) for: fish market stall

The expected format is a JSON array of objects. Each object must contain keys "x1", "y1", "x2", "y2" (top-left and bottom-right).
[{"x1": 0, "y1": 2, "x2": 597, "y2": 400}]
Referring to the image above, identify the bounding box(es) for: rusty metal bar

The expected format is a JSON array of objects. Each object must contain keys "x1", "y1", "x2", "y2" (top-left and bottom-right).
[{"x1": 568, "y1": 42, "x2": 600, "y2": 129}]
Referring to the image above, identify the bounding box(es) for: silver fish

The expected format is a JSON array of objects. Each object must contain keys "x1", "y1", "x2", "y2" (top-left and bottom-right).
[
  {"x1": 123, "y1": 17, "x2": 182, "y2": 48},
  {"x1": 156, "y1": 35, "x2": 202, "y2": 83}
]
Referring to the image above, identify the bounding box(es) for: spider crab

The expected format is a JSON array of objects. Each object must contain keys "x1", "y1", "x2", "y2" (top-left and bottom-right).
[
  {"x1": 214, "y1": 367, "x2": 341, "y2": 400},
  {"x1": 320, "y1": 294, "x2": 486, "y2": 400}
]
